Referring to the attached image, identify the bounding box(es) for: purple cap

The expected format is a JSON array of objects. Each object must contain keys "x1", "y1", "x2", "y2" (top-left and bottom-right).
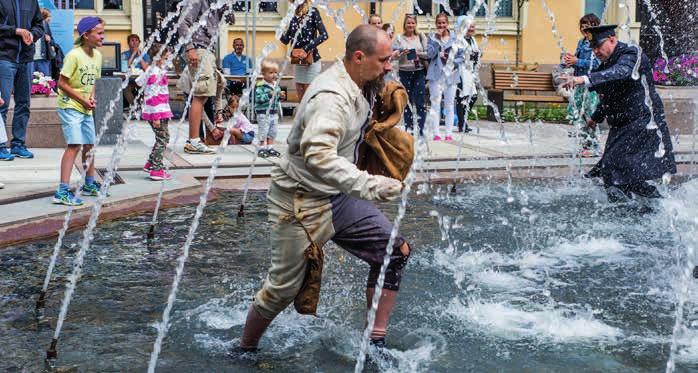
[{"x1": 77, "y1": 16, "x2": 102, "y2": 36}]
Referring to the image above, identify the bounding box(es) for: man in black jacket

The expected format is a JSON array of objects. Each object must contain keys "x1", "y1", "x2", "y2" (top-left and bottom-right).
[
  {"x1": 0, "y1": 0, "x2": 44, "y2": 160},
  {"x1": 565, "y1": 25, "x2": 676, "y2": 202}
]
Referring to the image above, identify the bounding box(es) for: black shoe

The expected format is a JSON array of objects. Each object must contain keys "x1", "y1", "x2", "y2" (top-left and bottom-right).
[
  {"x1": 267, "y1": 148, "x2": 281, "y2": 157},
  {"x1": 628, "y1": 182, "x2": 662, "y2": 199},
  {"x1": 693, "y1": 265, "x2": 698, "y2": 279},
  {"x1": 370, "y1": 338, "x2": 386, "y2": 348},
  {"x1": 606, "y1": 186, "x2": 631, "y2": 203},
  {"x1": 227, "y1": 346, "x2": 259, "y2": 365},
  {"x1": 584, "y1": 163, "x2": 602, "y2": 179},
  {"x1": 463, "y1": 126, "x2": 473, "y2": 133},
  {"x1": 257, "y1": 148, "x2": 269, "y2": 158},
  {"x1": 366, "y1": 338, "x2": 397, "y2": 368}
]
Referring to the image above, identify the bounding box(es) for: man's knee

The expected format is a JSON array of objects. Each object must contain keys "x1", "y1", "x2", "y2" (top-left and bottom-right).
[
  {"x1": 367, "y1": 240, "x2": 410, "y2": 290},
  {"x1": 399, "y1": 242, "x2": 409, "y2": 257},
  {"x1": 253, "y1": 283, "x2": 301, "y2": 320}
]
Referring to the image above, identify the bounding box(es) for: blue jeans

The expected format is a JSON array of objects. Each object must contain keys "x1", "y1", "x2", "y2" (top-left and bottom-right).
[
  {"x1": 398, "y1": 69, "x2": 426, "y2": 136},
  {"x1": 0, "y1": 59, "x2": 33, "y2": 148},
  {"x1": 34, "y1": 60, "x2": 51, "y2": 77}
]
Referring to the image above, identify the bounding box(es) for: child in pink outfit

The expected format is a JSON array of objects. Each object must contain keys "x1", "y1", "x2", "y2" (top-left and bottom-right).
[{"x1": 136, "y1": 45, "x2": 173, "y2": 181}]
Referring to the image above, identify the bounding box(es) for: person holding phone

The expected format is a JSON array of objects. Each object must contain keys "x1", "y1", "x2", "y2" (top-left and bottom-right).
[
  {"x1": 393, "y1": 14, "x2": 428, "y2": 136},
  {"x1": 426, "y1": 13, "x2": 464, "y2": 141}
]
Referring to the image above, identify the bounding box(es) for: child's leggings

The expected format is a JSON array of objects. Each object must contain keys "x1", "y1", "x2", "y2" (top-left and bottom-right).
[{"x1": 148, "y1": 119, "x2": 170, "y2": 170}]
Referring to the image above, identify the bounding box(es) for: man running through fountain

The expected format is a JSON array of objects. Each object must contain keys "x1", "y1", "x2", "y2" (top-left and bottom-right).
[
  {"x1": 234, "y1": 25, "x2": 409, "y2": 354},
  {"x1": 564, "y1": 24, "x2": 676, "y2": 202}
]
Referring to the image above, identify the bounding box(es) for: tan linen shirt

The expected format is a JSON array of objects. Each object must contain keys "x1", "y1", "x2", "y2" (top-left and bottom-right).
[{"x1": 272, "y1": 60, "x2": 399, "y2": 201}]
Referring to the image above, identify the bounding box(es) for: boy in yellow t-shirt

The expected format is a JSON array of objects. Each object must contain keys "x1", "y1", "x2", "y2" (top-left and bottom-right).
[{"x1": 54, "y1": 16, "x2": 104, "y2": 206}]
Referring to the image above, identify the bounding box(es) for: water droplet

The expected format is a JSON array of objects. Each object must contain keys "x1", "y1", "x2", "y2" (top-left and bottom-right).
[{"x1": 662, "y1": 173, "x2": 672, "y2": 184}]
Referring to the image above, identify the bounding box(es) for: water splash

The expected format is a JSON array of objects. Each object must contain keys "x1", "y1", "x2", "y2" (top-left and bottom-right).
[
  {"x1": 47, "y1": 0, "x2": 234, "y2": 362},
  {"x1": 642, "y1": 75, "x2": 658, "y2": 130},
  {"x1": 618, "y1": 0, "x2": 633, "y2": 42},
  {"x1": 36, "y1": 0, "x2": 194, "y2": 315},
  {"x1": 147, "y1": 0, "x2": 313, "y2": 368},
  {"x1": 641, "y1": 0, "x2": 671, "y2": 74},
  {"x1": 354, "y1": 136, "x2": 427, "y2": 372},
  {"x1": 147, "y1": 129, "x2": 233, "y2": 373},
  {"x1": 631, "y1": 44, "x2": 643, "y2": 80},
  {"x1": 663, "y1": 182, "x2": 698, "y2": 372}
]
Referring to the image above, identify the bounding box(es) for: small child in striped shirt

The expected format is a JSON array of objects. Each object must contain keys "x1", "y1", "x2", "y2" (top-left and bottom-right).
[{"x1": 136, "y1": 44, "x2": 173, "y2": 181}]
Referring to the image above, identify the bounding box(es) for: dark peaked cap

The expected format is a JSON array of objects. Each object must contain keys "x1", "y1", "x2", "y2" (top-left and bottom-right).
[{"x1": 585, "y1": 24, "x2": 618, "y2": 48}]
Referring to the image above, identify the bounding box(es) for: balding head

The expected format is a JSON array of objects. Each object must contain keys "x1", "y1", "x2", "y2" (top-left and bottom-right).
[
  {"x1": 343, "y1": 24, "x2": 393, "y2": 95},
  {"x1": 345, "y1": 24, "x2": 390, "y2": 60}
]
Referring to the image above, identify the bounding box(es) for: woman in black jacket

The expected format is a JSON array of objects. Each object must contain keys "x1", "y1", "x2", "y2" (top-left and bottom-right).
[
  {"x1": 33, "y1": 8, "x2": 54, "y2": 77},
  {"x1": 280, "y1": 0, "x2": 328, "y2": 102}
]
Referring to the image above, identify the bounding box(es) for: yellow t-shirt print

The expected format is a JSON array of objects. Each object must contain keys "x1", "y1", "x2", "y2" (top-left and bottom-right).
[{"x1": 58, "y1": 48, "x2": 103, "y2": 115}]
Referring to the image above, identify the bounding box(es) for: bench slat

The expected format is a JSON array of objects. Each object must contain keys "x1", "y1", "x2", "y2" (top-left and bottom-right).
[{"x1": 505, "y1": 94, "x2": 566, "y2": 102}]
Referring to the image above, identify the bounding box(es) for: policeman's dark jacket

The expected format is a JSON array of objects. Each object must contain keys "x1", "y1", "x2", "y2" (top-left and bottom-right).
[
  {"x1": 0, "y1": 0, "x2": 44, "y2": 63},
  {"x1": 587, "y1": 41, "x2": 676, "y2": 186}
]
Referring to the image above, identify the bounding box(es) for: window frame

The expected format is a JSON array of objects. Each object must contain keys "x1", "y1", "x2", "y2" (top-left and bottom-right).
[
  {"x1": 74, "y1": 0, "x2": 132, "y2": 32},
  {"x1": 416, "y1": 0, "x2": 519, "y2": 36},
  {"x1": 229, "y1": 0, "x2": 284, "y2": 32}
]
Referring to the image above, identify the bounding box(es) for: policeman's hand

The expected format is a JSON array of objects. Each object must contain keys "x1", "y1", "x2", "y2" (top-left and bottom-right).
[
  {"x1": 0, "y1": 97, "x2": 4, "y2": 106},
  {"x1": 562, "y1": 76, "x2": 584, "y2": 89},
  {"x1": 375, "y1": 175, "x2": 404, "y2": 201},
  {"x1": 15, "y1": 28, "x2": 33, "y2": 45},
  {"x1": 586, "y1": 117, "x2": 596, "y2": 129}
]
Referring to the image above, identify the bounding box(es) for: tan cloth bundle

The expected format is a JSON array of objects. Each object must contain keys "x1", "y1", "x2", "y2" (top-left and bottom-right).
[{"x1": 357, "y1": 81, "x2": 414, "y2": 181}]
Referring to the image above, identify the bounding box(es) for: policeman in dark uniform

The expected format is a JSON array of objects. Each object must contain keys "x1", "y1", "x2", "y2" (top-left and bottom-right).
[{"x1": 564, "y1": 24, "x2": 677, "y2": 202}]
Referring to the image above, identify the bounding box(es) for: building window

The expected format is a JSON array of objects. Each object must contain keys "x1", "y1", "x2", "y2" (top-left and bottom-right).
[
  {"x1": 232, "y1": 1, "x2": 277, "y2": 12},
  {"x1": 584, "y1": 0, "x2": 606, "y2": 18},
  {"x1": 74, "y1": 0, "x2": 95, "y2": 9},
  {"x1": 468, "y1": 0, "x2": 487, "y2": 16},
  {"x1": 416, "y1": 0, "x2": 432, "y2": 15},
  {"x1": 71, "y1": 0, "x2": 122, "y2": 10},
  {"x1": 103, "y1": 0, "x2": 122, "y2": 10},
  {"x1": 494, "y1": 0, "x2": 512, "y2": 17},
  {"x1": 419, "y1": 0, "x2": 513, "y2": 17}
]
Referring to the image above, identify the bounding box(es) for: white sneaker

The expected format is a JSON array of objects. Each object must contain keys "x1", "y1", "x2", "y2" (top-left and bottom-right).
[
  {"x1": 0, "y1": 182, "x2": 4, "y2": 189},
  {"x1": 184, "y1": 139, "x2": 215, "y2": 154}
]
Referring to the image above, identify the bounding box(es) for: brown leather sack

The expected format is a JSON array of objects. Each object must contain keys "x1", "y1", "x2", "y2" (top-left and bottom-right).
[
  {"x1": 293, "y1": 241, "x2": 324, "y2": 315},
  {"x1": 290, "y1": 48, "x2": 313, "y2": 65},
  {"x1": 357, "y1": 81, "x2": 414, "y2": 181}
]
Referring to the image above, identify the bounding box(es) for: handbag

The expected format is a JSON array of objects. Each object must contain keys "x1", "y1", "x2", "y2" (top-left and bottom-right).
[
  {"x1": 290, "y1": 48, "x2": 313, "y2": 65},
  {"x1": 47, "y1": 41, "x2": 57, "y2": 60}
]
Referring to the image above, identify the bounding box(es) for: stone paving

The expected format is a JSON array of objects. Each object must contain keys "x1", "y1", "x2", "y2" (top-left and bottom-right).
[{"x1": 1, "y1": 117, "x2": 697, "y2": 242}]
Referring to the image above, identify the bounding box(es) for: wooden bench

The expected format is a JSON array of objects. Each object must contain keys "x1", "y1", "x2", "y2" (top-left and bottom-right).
[{"x1": 486, "y1": 69, "x2": 566, "y2": 121}]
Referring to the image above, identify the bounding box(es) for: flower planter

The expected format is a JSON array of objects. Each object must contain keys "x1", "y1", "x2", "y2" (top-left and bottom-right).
[
  {"x1": 4, "y1": 78, "x2": 124, "y2": 148},
  {"x1": 656, "y1": 85, "x2": 698, "y2": 135},
  {"x1": 5, "y1": 95, "x2": 64, "y2": 148}
]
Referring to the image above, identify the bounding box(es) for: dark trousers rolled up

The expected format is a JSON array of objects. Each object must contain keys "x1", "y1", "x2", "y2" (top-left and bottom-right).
[{"x1": 455, "y1": 83, "x2": 477, "y2": 133}]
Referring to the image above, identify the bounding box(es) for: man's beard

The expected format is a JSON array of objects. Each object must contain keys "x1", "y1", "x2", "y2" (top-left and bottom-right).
[{"x1": 363, "y1": 75, "x2": 386, "y2": 103}]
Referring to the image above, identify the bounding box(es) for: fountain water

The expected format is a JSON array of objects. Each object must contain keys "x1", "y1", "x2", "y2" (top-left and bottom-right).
[
  {"x1": 147, "y1": 0, "x2": 349, "y2": 368},
  {"x1": 354, "y1": 134, "x2": 426, "y2": 373},
  {"x1": 356, "y1": 0, "x2": 517, "y2": 368},
  {"x1": 7, "y1": 0, "x2": 695, "y2": 371},
  {"x1": 36, "y1": 0, "x2": 197, "y2": 318},
  {"x1": 44, "y1": 0, "x2": 234, "y2": 363}
]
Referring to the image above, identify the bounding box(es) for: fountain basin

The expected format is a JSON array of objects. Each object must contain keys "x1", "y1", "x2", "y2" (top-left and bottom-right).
[{"x1": 1, "y1": 180, "x2": 697, "y2": 371}]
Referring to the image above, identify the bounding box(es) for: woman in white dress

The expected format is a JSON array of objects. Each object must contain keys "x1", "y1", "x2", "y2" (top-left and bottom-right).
[{"x1": 455, "y1": 16, "x2": 480, "y2": 133}]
